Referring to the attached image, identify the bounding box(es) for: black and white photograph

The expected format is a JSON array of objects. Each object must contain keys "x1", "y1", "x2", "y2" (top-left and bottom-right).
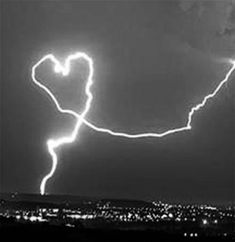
[{"x1": 0, "y1": 0, "x2": 234, "y2": 241}]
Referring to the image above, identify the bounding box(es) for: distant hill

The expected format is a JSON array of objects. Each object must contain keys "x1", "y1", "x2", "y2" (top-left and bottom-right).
[
  {"x1": 99, "y1": 199, "x2": 154, "y2": 208},
  {"x1": 0, "y1": 193, "x2": 154, "y2": 209},
  {"x1": 0, "y1": 192, "x2": 96, "y2": 204}
]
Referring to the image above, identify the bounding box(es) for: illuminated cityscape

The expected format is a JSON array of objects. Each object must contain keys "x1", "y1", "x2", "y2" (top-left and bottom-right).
[{"x1": 0, "y1": 193, "x2": 234, "y2": 240}]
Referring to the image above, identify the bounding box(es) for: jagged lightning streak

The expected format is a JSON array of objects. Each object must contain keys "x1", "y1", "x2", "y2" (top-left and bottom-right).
[
  {"x1": 32, "y1": 53, "x2": 94, "y2": 195},
  {"x1": 31, "y1": 53, "x2": 235, "y2": 195}
]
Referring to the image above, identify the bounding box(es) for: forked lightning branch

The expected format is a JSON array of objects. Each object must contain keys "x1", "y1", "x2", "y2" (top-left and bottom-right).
[{"x1": 31, "y1": 52, "x2": 235, "y2": 195}]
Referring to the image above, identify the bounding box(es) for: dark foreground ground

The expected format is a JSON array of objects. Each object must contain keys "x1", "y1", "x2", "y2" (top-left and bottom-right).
[{"x1": 1, "y1": 222, "x2": 233, "y2": 242}]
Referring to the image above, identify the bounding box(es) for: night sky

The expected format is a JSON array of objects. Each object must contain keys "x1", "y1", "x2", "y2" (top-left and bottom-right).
[{"x1": 1, "y1": 0, "x2": 235, "y2": 205}]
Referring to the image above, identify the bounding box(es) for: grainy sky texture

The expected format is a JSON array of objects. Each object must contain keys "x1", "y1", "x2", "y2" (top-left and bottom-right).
[{"x1": 1, "y1": 0, "x2": 235, "y2": 205}]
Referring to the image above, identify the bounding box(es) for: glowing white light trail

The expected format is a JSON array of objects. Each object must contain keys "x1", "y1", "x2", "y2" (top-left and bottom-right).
[
  {"x1": 32, "y1": 53, "x2": 94, "y2": 195},
  {"x1": 31, "y1": 53, "x2": 235, "y2": 195}
]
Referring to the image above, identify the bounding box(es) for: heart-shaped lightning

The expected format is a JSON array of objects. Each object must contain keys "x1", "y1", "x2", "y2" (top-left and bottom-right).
[{"x1": 32, "y1": 52, "x2": 94, "y2": 195}]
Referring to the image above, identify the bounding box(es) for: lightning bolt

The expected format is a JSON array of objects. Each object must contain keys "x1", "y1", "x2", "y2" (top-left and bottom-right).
[{"x1": 31, "y1": 53, "x2": 235, "y2": 195}]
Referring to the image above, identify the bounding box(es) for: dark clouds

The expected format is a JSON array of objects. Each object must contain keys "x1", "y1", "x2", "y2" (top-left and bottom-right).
[
  {"x1": 1, "y1": 1, "x2": 234, "y2": 205},
  {"x1": 179, "y1": 0, "x2": 235, "y2": 57}
]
